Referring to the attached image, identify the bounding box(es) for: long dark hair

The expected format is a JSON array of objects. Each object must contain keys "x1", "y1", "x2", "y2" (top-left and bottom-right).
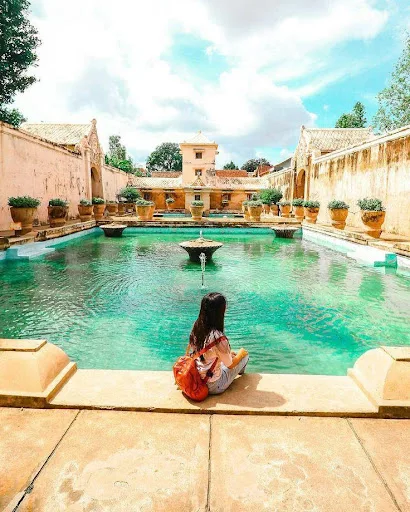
[{"x1": 189, "y1": 292, "x2": 227, "y2": 352}]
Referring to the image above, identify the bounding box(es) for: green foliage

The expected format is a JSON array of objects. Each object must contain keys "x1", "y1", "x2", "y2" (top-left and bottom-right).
[
  {"x1": 79, "y1": 199, "x2": 91, "y2": 206},
  {"x1": 166, "y1": 197, "x2": 175, "y2": 204},
  {"x1": 107, "y1": 200, "x2": 117, "y2": 204},
  {"x1": 241, "y1": 158, "x2": 271, "y2": 173},
  {"x1": 303, "y1": 200, "x2": 320, "y2": 208},
  {"x1": 328, "y1": 199, "x2": 350, "y2": 209},
  {"x1": 242, "y1": 200, "x2": 249, "y2": 205},
  {"x1": 374, "y1": 34, "x2": 410, "y2": 132},
  {"x1": 135, "y1": 198, "x2": 152, "y2": 206},
  {"x1": 292, "y1": 198, "x2": 304, "y2": 206},
  {"x1": 0, "y1": 0, "x2": 40, "y2": 124},
  {"x1": 119, "y1": 187, "x2": 140, "y2": 203},
  {"x1": 92, "y1": 197, "x2": 105, "y2": 205},
  {"x1": 279, "y1": 201, "x2": 291, "y2": 206},
  {"x1": 146, "y1": 142, "x2": 182, "y2": 172},
  {"x1": 223, "y1": 161, "x2": 239, "y2": 170},
  {"x1": 105, "y1": 135, "x2": 137, "y2": 174},
  {"x1": 8, "y1": 195, "x2": 40, "y2": 208},
  {"x1": 357, "y1": 198, "x2": 385, "y2": 211},
  {"x1": 335, "y1": 102, "x2": 367, "y2": 128},
  {"x1": 190, "y1": 200, "x2": 204, "y2": 207},
  {"x1": 48, "y1": 198, "x2": 68, "y2": 207},
  {"x1": 0, "y1": 107, "x2": 26, "y2": 127},
  {"x1": 247, "y1": 200, "x2": 263, "y2": 207},
  {"x1": 258, "y1": 188, "x2": 283, "y2": 205}
]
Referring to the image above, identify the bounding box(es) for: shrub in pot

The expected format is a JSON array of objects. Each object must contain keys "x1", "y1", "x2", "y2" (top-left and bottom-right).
[
  {"x1": 279, "y1": 200, "x2": 291, "y2": 218},
  {"x1": 106, "y1": 200, "x2": 118, "y2": 216},
  {"x1": 328, "y1": 200, "x2": 349, "y2": 230},
  {"x1": 48, "y1": 198, "x2": 69, "y2": 227},
  {"x1": 190, "y1": 200, "x2": 204, "y2": 221},
  {"x1": 242, "y1": 201, "x2": 250, "y2": 221},
  {"x1": 166, "y1": 197, "x2": 175, "y2": 210},
  {"x1": 148, "y1": 200, "x2": 155, "y2": 220},
  {"x1": 119, "y1": 186, "x2": 140, "y2": 213},
  {"x1": 8, "y1": 196, "x2": 41, "y2": 235},
  {"x1": 92, "y1": 197, "x2": 106, "y2": 221},
  {"x1": 78, "y1": 199, "x2": 93, "y2": 222},
  {"x1": 248, "y1": 199, "x2": 263, "y2": 221},
  {"x1": 117, "y1": 200, "x2": 126, "y2": 216},
  {"x1": 135, "y1": 198, "x2": 152, "y2": 221},
  {"x1": 357, "y1": 198, "x2": 385, "y2": 238},
  {"x1": 292, "y1": 198, "x2": 304, "y2": 221},
  {"x1": 303, "y1": 200, "x2": 320, "y2": 224},
  {"x1": 259, "y1": 188, "x2": 282, "y2": 215}
]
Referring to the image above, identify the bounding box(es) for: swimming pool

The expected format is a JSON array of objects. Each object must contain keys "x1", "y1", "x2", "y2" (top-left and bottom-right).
[{"x1": 0, "y1": 227, "x2": 409, "y2": 375}]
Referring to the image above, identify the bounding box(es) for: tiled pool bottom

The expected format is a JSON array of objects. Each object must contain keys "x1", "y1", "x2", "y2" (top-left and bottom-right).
[{"x1": 0, "y1": 227, "x2": 409, "y2": 375}]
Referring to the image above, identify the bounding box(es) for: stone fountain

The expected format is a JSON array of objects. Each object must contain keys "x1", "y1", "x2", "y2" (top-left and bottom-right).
[
  {"x1": 179, "y1": 230, "x2": 223, "y2": 262},
  {"x1": 100, "y1": 223, "x2": 127, "y2": 237},
  {"x1": 271, "y1": 225, "x2": 300, "y2": 239}
]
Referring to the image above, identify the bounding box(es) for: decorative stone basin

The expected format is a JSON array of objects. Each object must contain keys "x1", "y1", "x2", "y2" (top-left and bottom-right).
[
  {"x1": 100, "y1": 224, "x2": 127, "y2": 238},
  {"x1": 179, "y1": 235, "x2": 223, "y2": 262},
  {"x1": 271, "y1": 226, "x2": 300, "y2": 239}
]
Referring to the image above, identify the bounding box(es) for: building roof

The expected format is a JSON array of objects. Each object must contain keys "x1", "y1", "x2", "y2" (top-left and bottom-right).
[
  {"x1": 214, "y1": 177, "x2": 269, "y2": 190},
  {"x1": 20, "y1": 123, "x2": 92, "y2": 146},
  {"x1": 181, "y1": 131, "x2": 216, "y2": 145},
  {"x1": 151, "y1": 171, "x2": 182, "y2": 178},
  {"x1": 304, "y1": 127, "x2": 373, "y2": 152},
  {"x1": 215, "y1": 169, "x2": 249, "y2": 178},
  {"x1": 132, "y1": 176, "x2": 183, "y2": 189}
]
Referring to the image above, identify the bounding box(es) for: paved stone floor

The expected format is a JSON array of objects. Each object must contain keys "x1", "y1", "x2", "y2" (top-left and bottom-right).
[{"x1": 1, "y1": 408, "x2": 410, "y2": 511}]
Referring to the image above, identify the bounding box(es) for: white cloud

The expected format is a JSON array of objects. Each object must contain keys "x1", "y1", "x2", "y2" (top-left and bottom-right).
[{"x1": 16, "y1": 0, "x2": 389, "y2": 165}]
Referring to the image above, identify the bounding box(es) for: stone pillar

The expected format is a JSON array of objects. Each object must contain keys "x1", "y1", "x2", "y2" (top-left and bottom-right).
[{"x1": 82, "y1": 138, "x2": 92, "y2": 200}]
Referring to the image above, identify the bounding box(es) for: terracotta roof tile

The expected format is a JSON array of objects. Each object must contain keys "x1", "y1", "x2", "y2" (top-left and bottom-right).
[
  {"x1": 215, "y1": 169, "x2": 249, "y2": 178},
  {"x1": 305, "y1": 128, "x2": 373, "y2": 151},
  {"x1": 20, "y1": 123, "x2": 92, "y2": 146}
]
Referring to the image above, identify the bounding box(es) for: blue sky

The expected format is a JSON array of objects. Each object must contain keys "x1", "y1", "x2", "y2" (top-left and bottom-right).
[{"x1": 17, "y1": 0, "x2": 410, "y2": 167}]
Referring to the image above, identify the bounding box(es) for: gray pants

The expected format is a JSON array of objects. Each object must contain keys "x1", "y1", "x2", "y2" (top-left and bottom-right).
[{"x1": 207, "y1": 354, "x2": 249, "y2": 395}]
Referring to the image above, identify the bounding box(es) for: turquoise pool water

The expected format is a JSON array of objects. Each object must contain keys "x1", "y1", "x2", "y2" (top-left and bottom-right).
[{"x1": 0, "y1": 228, "x2": 409, "y2": 375}]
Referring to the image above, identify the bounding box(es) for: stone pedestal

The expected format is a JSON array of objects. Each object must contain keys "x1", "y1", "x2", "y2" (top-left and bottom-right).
[
  {"x1": 100, "y1": 224, "x2": 127, "y2": 237},
  {"x1": 179, "y1": 237, "x2": 223, "y2": 262},
  {"x1": 0, "y1": 339, "x2": 76, "y2": 407},
  {"x1": 271, "y1": 226, "x2": 300, "y2": 239},
  {"x1": 349, "y1": 347, "x2": 410, "y2": 416}
]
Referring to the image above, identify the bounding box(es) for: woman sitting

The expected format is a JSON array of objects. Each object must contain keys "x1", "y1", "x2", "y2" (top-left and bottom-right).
[{"x1": 187, "y1": 292, "x2": 249, "y2": 395}]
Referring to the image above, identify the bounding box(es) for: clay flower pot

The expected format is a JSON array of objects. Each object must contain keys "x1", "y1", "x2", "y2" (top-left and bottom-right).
[
  {"x1": 78, "y1": 204, "x2": 93, "y2": 222},
  {"x1": 148, "y1": 204, "x2": 155, "y2": 220},
  {"x1": 248, "y1": 205, "x2": 263, "y2": 222},
  {"x1": 117, "y1": 203, "x2": 126, "y2": 216},
  {"x1": 190, "y1": 205, "x2": 204, "y2": 221},
  {"x1": 360, "y1": 210, "x2": 385, "y2": 238},
  {"x1": 93, "y1": 204, "x2": 106, "y2": 221},
  {"x1": 293, "y1": 206, "x2": 304, "y2": 222},
  {"x1": 280, "y1": 204, "x2": 291, "y2": 218},
  {"x1": 10, "y1": 207, "x2": 37, "y2": 235},
  {"x1": 262, "y1": 204, "x2": 270, "y2": 214},
  {"x1": 270, "y1": 204, "x2": 279, "y2": 216},
  {"x1": 48, "y1": 206, "x2": 68, "y2": 227},
  {"x1": 329, "y1": 208, "x2": 348, "y2": 230},
  {"x1": 304, "y1": 207, "x2": 320, "y2": 224},
  {"x1": 125, "y1": 202, "x2": 135, "y2": 214},
  {"x1": 106, "y1": 203, "x2": 118, "y2": 216},
  {"x1": 136, "y1": 204, "x2": 151, "y2": 221}
]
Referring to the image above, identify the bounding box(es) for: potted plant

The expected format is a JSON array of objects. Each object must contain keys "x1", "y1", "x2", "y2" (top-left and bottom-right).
[
  {"x1": 135, "y1": 198, "x2": 152, "y2": 221},
  {"x1": 259, "y1": 188, "x2": 282, "y2": 215},
  {"x1": 166, "y1": 197, "x2": 175, "y2": 210},
  {"x1": 328, "y1": 200, "x2": 349, "y2": 230},
  {"x1": 247, "y1": 199, "x2": 263, "y2": 221},
  {"x1": 117, "y1": 200, "x2": 126, "y2": 216},
  {"x1": 242, "y1": 201, "x2": 250, "y2": 221},
  {"x1": 303, "y1": 200, "x2": 320, "y2": 224},
  {"x1": 292, "y1": 198, "x2": 304, "y2": 221},
  {"x1": 48, "y1": 198, "x2": 68, "y2": 227},
  {"x1": 148, "y1": 200, "x2": 155, "y2": 220},
  {"x1": 279, "y1": 200, "x2": 291, "y2": 218},
  {"x1": 357, "y1": 198, "x2": 385, "y2": 238},
  {"x1": 120, "y1": 186, "x2": 140, "y2": 214},
  {"x1": 8, "y1": 196, "x2": 40, "y2": 234},
  {"x1": 106, "y1": 200, "x2": 118, "y2": 216},
  {"x1": 78, "y1": 199, "x2": 93, "y2": 222},
  {"x1": 190, "y1": 200, "x2": 204, "y2": 221},
  {"x1": 92, "y1": 197, "x2": 106, "y2": 221}
]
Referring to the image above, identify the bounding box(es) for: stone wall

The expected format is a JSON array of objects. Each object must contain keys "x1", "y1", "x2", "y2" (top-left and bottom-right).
[
  {"x1": 0, "y1": 123, "x2": 129, "y2": 230},
  {"x1": 267, "y1": 168, "x2": 293, "y2": 200},
  {"x1": 310, "y1": 127, "x2": 410, "y2": 236}
]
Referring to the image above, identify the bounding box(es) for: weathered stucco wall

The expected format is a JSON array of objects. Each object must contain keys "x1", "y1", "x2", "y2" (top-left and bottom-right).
[
  {"x1": 268, "y1": 168, "x2": 293, "y2": 200},
  {"x1": 310, "y1": 129, "x2": 410, "y2": 236},
  {"x1": 0, "y1": 123, "x2": 129, "y2": 230}
]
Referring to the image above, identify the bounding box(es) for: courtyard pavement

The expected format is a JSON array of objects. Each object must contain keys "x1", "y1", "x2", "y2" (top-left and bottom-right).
[{"x1": 1, "y1": 407, "x2": 409, "y2": 511}]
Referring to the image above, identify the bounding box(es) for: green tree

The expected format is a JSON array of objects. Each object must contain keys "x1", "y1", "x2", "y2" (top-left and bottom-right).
[
  {"x1": 374, "y1": 34, "x2": 410, "y2": 132},
  {"x1": 105, "y1": 135, "x2": 137, "y2": 174},
  {"x1": 241, "y1": 158, "x2": 271, "y2": 173},
  {"x1": 146, "y1": 142, "x2": 182, "y2": 172},
  {"x1": 0, "y1": 0, "x2": 40, "y2": 126},
  {"x1": 223, "y1": 161, "x2": 239, "y2": 170},
  {"x1": 335, "y1": 102, "x2": 367, "y2": 128}
]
